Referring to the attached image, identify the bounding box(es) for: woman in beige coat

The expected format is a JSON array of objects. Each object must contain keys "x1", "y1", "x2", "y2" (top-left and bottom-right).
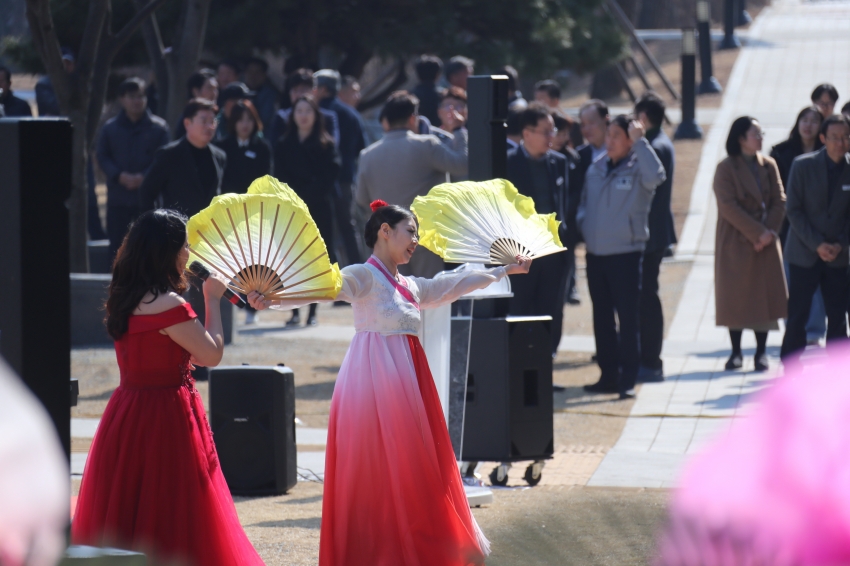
[{"x1": 714, "y1": 116, "x2": 787, "y2": 372}]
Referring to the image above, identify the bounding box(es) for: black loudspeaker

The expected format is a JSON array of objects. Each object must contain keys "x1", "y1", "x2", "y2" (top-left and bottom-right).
[
  {"x1": 461, "y1": 316, "x2": 554, "y2": 462},
  {"x1": 0, "y1": 118, "x2": 72, "y2": 460},
  {"x1": 209, "y1": 365, "x2": 297, "y2": 495},
  {"x1": 467, "y1": 75, "x2": 509, "y2": 182}
]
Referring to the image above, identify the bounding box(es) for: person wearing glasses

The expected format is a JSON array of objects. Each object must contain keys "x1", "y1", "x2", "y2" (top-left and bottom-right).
[
  {"x1": 781, "y1": 114, "x2": 850, "y2": 361},
  {"x1": 140, "y1": 98, "x2": 226, "y2": 218},
  {"x1": 505, "y1": 103, "x2": 570, "y2": 357},
  {"x1": 578, "y1": 114, "x2": 666, "y2": 399},
  {"x1": 714, "y1": 117, "x2": 787, "y2": 372},
  {"x1": 436, "y1": 86, "x2": 469, "y2": 181}
]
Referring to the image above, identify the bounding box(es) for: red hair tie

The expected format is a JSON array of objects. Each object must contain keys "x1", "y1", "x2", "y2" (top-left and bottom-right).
[{"x1": 370, "y1": 199, "x2": 389, "y2": 212}]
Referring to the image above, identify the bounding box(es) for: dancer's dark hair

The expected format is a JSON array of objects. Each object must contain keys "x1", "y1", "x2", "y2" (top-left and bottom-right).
[
  {"x1": 106, "y1": 209, "x2": 189, "y2": 340},
  {"x1": 364, "y1": 201, "x2": 416, "y2": 248}
]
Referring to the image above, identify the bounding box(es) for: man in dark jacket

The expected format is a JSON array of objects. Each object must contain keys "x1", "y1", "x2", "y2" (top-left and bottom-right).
[
  {"x1": 315, "y1": 69, "x2": 367, "y2": 264},
  {"x1": 140, "y1": 98, "x2": 226, "y2": 217},
  {"x1": 634, "y1": 92, "x2": 676, "y2": 381},
  {"x1": 0, "y1": 67, "x2": 32, "y2": 117},
  {"x1": 243, "y1": 57, "x2": 279, "y2": 132},
  {"x1": 506, "y1": 104, "x2": 569, "y2": 357},
  {"x1": 411, "y1": 55, "x2": 445, "y2": 127},
  {"x1": 780, "y1": 114, "x2": 850, "y2": 360},
  {"x1": 97, "y1": 78, "x2": 170, "y2": 259}
]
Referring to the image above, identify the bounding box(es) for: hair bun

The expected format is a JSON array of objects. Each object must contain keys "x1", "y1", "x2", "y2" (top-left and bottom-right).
[{"x1": 370, "y1": 199, "x2": 389, "y2": 212}]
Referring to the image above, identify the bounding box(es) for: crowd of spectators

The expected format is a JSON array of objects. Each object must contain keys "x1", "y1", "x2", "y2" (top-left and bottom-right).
[{"x1": 10, "y1": 51, "x2": 849, "y2": 385}]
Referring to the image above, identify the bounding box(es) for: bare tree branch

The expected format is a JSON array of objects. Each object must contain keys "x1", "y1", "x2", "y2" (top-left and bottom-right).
[
  {"x1": 358, "y1": 59, "x2": 407, "y2": 112},
  {"x1": 134, "y1": 0, "x2": 167, "y2": 58},
  {"x1": 134, "y1": 0, "x2": 170, "y2": 116},
  {"x1": 77, "y1": 0, "x2": 109, "y2": 74},
  {"x1": 24, "y1": 0, "x2": 67, "y2": 100},
  {"x1": 107, "y1": 0, "x2": 169, "y2": 59}
]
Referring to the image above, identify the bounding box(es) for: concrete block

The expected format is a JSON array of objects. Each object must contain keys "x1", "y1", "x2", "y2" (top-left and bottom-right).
[
  {"x1": 70, "y1": 274, "x2": 111, "y2": 346},
  {"x1": 87, "y1": 240, "x2": 111, "y2": 274}
]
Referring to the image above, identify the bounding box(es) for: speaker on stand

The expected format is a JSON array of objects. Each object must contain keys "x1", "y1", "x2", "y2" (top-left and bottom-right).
[{"x1": 209, "y1": 365, "x2": 297, "y2": 495}]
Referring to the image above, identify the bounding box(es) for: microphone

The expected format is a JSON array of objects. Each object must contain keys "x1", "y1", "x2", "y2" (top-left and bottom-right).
[{"x1": 188, "y1": 261, "x2": 246, "y2": 309}]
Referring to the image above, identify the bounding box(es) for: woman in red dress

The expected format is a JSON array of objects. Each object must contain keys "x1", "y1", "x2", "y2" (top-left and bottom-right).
[{"x1": 71, "y1": 209, "x2": 264, "y2": 565}]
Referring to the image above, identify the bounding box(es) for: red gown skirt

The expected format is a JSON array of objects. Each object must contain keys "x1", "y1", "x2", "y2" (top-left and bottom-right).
[
  {"x1": 71, "y1": 304, "x2": 264, "y2": 565},
  {"x1": 319, "y1": 333, "x2": 488, "y2": 565}
]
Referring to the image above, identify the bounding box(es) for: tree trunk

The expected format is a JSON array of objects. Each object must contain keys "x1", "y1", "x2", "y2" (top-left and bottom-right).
[
  {"x1": 68, "y1": 110, "x2": 90, "y2": 272},
  {"x1": 339, "y1": 43, "x2": 374, "y2": 80},
  {"x1": 138, "y1": 0, "x2": 211, "y2": 131},
  {"x1": 590, "y1": 65, "x2": 624, "y2": 100},
  {"x1": 26, "y1": 0, "x2": 167, "y2": 272}
]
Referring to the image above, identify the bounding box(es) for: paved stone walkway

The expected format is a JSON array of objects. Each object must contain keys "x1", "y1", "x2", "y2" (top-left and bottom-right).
[{"x1": 589, "y1": 0, "x2": 850, "y2": 488}]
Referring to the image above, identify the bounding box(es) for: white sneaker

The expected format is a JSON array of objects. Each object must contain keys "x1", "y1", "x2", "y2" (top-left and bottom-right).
[{"x1": 245, "y1": 310, "x2": 258, "y2": 325}]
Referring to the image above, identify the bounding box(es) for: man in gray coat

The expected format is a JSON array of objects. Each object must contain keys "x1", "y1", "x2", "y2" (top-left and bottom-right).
[
  {"x1": 355, "y1": 91, "x2": 467, "y2": 277},
  {"x1": 577, "y1": 114, "x2": 666, "y2": 399},
  {"x1": 780, "y1": 114, "x2": 850, "y2": 360}
]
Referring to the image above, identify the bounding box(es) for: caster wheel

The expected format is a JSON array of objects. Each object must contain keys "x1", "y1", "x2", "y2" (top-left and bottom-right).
[
  {"x1": 488, "y1": 464, "x2": 509, "y2": 487},
  {"x1": 524, "y1": 462, "x2": 543, "y2": 486}
]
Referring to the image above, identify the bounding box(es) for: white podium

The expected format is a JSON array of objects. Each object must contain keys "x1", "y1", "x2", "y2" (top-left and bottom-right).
[{"x1": 418, "y1": 264, "x2": 512, "y2": 507}]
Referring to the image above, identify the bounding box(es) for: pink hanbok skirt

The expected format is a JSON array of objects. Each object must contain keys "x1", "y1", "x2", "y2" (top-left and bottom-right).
[{"x1": 319, "y1": 333, "x2": 488, "y2": 565}]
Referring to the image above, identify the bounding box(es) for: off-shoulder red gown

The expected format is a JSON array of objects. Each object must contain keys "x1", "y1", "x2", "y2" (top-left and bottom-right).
[{"x1": 71, "y1": 303, "x2": 264, "y2": 565}]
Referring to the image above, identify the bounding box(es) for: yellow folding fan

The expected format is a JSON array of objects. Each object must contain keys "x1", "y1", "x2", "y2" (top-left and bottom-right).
[
  {"x1": 186, "y1": 175, "x2": 342, "y2": 301},
  {"x1": 410, "y1": 179, "x2": 566, "y2": 265}
]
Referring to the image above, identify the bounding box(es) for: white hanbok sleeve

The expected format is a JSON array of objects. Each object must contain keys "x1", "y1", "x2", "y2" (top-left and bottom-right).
[
  {"x1": 269, "y1": 264, "x2": 373, "y2": 311},
  {"x1": 409, "y1": 266, "x2": 508, "y2": 309}
]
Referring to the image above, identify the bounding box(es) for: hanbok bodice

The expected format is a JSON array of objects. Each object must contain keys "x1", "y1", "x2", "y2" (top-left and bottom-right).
[{"x1": 337, "y1": 256, "x2": 508, "y2": 335}]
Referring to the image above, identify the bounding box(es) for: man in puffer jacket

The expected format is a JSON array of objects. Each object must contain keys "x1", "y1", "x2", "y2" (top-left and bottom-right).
[{"x1": 577, "y1": 114, "x2": 666, "y2": 399}]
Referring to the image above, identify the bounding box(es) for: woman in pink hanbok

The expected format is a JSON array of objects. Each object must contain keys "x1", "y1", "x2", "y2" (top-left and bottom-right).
[{"x1": 249, "y1": 200, "x2": 531, "y2": 565}]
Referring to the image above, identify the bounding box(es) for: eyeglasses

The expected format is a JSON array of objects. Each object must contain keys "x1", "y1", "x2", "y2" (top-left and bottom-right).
[
  {"x1": 439, "y1": 103, "x2": 467, "y2": 111},
  {"x1": 825, "y1": 135, "x2": 850, "y2": 143},
  {"x1": 749, "y1": 130, "x2": 766, "y2": 139},
  {"x1": 529, "y1": 127, "x2": 558, "y2": 138},
  {"x1": 193, "y1": 117, "x2": 219, "y2": 127}
]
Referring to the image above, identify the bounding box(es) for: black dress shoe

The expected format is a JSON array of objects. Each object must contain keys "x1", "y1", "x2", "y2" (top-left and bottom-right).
[
  {"x1": 754, "y1": 353, "x2": 768, "y2": 372},
  {"x1": 637, "y1": 366, "x2": 664, "y2": 383},
  {"x1": 306, "y1": 315, "x2": 318, "y2": 326},
  {"x1": 583, "y1": 380, "x2": 619, "y2": 394},
  {"x1": 725, "y1": 352, "x2": 743, "y2": 370},
  {"x1": 566, "y1": 293, "x2": 581, "y2": 305},
  {"x1": 286, "y1": 313, "x2": 301, "y2": 326},
  {"x1": 619, "y1": 389, "x2": 636, "y2": 400}
]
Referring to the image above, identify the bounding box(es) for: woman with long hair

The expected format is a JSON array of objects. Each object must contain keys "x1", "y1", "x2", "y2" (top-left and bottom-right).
[
  {"x1": 770, "y1": 106, "x2": 827, "y2": 346},
  {"x1": 249, "y1": 201, "x2": 532, "y2": 565},
  {"x1": 274, "y1": 94, "x2": 340, "y2": 327},
  {"x1": 218, "y1": 99, "x2": 272, "y2": 194},
  {"x1": 714, "y1": 117, "x2": 787, "y2": 372},
  {"x1": 71, "y1": 209, "x2": 264, "y2": 566},
  {"x1": 770, "y1": 106, "x2": 824, "y2": 189}
]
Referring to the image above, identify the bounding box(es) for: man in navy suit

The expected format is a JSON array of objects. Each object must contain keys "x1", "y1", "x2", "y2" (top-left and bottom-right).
[
  {"x1": 634, "y1": 92, "x2": 676, "y2": 381},
  {"x1": 505, "y1": 103, "x2": 569, "y2": 356}
]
